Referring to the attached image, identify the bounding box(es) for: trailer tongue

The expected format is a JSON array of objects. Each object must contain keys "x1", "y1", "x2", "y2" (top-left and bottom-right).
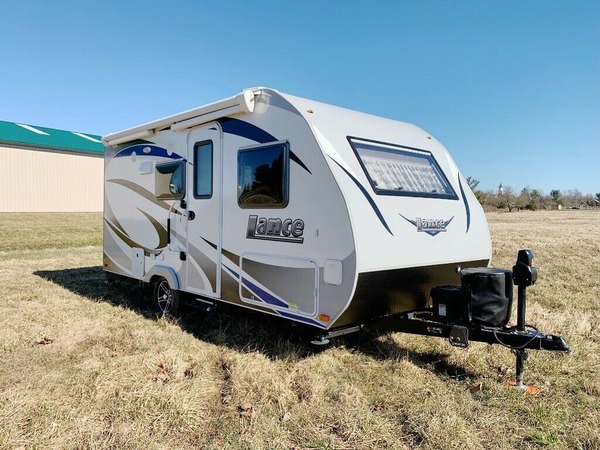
[{"x1": 315, "y1": 249, "x2": 570, "y2": 389}]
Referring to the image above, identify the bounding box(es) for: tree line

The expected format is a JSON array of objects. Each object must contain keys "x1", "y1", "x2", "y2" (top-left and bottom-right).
[{"x1": 466, "y1": 177, "x2": 600, "y2": 211}]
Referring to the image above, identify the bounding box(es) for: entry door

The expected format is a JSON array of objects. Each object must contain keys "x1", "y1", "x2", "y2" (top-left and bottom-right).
[{"x1": 185, "y1": 125, "x2": 222, "y2": 298}]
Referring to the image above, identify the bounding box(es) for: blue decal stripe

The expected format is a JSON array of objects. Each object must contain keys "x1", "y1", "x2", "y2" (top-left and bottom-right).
[
  {"x1": 222, "y1": 264, "x2": 325, "y2": 328},
  {"x1": 242, "y1": 278, "x2": 288, "y2": 308},
  {"x1": 289, "y1": 151, "x2": 312, "y2": 175},
  {"x1": 458, "y1": 177, "x2": 471, "y2": 233},
  {"x1": 224, "y1": 265, "x2": 239, "y2": 280},
  {"x1": 223, "y1": 263, "x2": 287, "y2": 307},
  {"x1": 218, "y1": 117, "x2": 277, "y2": 143},
  {"x1": 218, "y1": 117, "x2": 312, "y2": 175},
  {"x1": 114, "y1": 144, "x2": 182, "y2": 160},
  {"x1": 331, "y1": 158, "x2": 393, "y2": 236}
]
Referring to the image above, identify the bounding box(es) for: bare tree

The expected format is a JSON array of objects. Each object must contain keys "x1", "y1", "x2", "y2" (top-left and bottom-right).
[
  {"x1": 550, "y1": 189, "x2": 561, "y2": 208},
  {"x1": 502, "y1": 186, "x2": 516, "y2": 212},
  {"x1": 466, "y1": 176, "x2": 487, "y2": 205},
  {"x1": 466, "y1": 176, "x2": 480, "y2": 190},
  {"x1": 565, "y1": 189, "x2": 583, "y2": 208},
  {"x1": 517, "y1": 186, "x2": 531, "y2": 210}
]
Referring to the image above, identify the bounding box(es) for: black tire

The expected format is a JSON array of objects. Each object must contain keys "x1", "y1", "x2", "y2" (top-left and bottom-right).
[{"x1": 153, "y1": 277, "x2": 180, "y2": 317}]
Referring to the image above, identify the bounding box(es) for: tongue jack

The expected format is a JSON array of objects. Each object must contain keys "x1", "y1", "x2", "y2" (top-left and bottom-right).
[{"x1": 511, "y1": 249, "x2": 538, "y2": 393}]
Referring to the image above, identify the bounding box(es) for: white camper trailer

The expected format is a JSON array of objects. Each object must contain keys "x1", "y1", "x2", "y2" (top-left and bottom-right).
[
  {"x1": 103, "y1": 87, "x2": 490, "y2": 330},
  {"x1": 103, "y1": 88, "x2": 568, "y2": 386}
]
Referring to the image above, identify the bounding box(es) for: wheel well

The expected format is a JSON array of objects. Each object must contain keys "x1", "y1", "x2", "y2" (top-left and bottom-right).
[
  {"x1": 149, "y1": 275, "x2": 162, "y2": 285},
  {"x1": 144, "y1": 266, "x2": 180, "y2": 290}
]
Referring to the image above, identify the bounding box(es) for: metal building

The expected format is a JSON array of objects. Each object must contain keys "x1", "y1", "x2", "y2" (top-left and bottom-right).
[{"x1": 0, "y1": 120, "x2": 104, "y2": 212}]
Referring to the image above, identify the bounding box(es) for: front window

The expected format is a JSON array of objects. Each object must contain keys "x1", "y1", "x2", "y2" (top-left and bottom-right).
[
  {"x1": 348, "y1": 137, "x2": 457, "y2": 199},
  {"x1": 237, "y1": 142, "x2": 289, "y2": 208}
]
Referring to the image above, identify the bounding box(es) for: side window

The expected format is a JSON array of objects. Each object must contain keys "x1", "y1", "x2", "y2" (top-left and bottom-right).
[
  {"x1": 238, "y1": 142, "x2": 289, "y2": 208},
  {"x1": 193, "y1": 141, "x2": 213, "y2": 198},
  {"x1": 156, "y1": 161, "x2": 185, "y2": 199}
]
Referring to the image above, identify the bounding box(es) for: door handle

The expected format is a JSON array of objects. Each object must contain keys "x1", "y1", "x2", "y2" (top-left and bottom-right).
[{"x1": 188, "y1": 211, "x2": 196, "y2": 221}]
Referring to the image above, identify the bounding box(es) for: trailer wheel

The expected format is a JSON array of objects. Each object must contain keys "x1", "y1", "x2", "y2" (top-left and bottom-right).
[{"x1": 153, "y1": 277, "x2": 180, "y2": 317}]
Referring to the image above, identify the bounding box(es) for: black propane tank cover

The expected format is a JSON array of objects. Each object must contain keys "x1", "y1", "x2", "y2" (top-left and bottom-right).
[{"x1": 461, "y1": 268, "x2": 514, "y2": 328}]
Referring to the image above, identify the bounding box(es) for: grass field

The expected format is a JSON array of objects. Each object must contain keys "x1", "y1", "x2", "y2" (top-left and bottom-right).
[{"x1": 0, "y1": 210, "x2": 598, "y2": 449}]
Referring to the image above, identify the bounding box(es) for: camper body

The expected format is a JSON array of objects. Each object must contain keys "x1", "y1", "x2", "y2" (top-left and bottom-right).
[{"x1": 102, "y1": 87, "x2": 491, "y2": 331}]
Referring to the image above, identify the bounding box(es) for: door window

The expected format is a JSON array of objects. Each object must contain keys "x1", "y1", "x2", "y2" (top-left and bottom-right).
[{"x1": 193, "y1": 140, "x2": 213, "y2": 198}]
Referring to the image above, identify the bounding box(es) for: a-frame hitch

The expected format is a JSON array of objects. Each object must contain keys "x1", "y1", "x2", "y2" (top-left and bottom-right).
[{"x1": 360, "y1": 249, "x2": 570, "y2": 387}]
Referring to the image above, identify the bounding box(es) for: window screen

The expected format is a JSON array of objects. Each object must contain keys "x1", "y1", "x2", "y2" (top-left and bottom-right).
[
  {"x1": 348, "y1": 137, "x2": 457, "y2": 199},
  {"x1": 238, "y1": 142, "x2": 289, "y2": 207},
  {"x1": 193, "y1": 141, "x2": 213, "y2": 198}
]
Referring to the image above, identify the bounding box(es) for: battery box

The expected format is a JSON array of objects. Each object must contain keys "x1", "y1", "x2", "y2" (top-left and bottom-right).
[{"x1": 431, "y1": 285, "x2": 464, "y2": 323}]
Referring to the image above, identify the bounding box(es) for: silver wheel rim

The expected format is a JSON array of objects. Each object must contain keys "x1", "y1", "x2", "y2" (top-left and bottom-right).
[{"x1": 156, "y1": 280, "x2": 172, "y2": 313}]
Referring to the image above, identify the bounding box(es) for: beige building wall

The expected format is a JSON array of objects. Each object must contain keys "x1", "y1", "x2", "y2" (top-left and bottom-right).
[{"x1": 0, "y1": 145, "x2": 103, "y2": 212}]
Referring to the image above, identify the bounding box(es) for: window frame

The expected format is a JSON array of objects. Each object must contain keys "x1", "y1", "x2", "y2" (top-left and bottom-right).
[
  {"x1": 237, "y1": 140, "x2": 290, "y2": 209},
  {"x1": 347, "y1": 136, "x2": 458, "y2": 200},
  {"x1": 193, "y1": 140, "x2": 213, "y2": 199}
]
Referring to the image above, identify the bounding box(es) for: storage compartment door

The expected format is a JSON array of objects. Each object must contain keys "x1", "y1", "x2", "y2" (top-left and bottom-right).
[{"x1": 240, "y1": 254, "x2": 318, "y2": 316}]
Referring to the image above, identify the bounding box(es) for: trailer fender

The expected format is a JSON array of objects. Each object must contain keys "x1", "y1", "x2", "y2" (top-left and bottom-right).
[{"x1": 144, "y1": 266, "x2": 180, "y2": 290}]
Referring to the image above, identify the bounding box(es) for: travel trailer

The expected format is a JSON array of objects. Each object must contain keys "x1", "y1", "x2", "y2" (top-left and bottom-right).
[{"x1": 103, "y1": 87, "x2": 568, "y2": 386}]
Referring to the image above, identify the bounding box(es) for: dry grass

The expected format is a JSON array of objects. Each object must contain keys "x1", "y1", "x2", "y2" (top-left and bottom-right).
[{"x1": 0, "y1": 210, "x2": 598, "y2": 449}]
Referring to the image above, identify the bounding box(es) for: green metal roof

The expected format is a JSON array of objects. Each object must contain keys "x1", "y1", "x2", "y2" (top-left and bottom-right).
[{"x1": 0, "y1": 120, "x2": 103, "y2": 156}]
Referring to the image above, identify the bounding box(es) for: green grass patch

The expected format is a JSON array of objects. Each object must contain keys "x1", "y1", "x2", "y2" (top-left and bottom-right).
[{"x1": 0, "y1": 212, "x2": 102, "y2": 252}]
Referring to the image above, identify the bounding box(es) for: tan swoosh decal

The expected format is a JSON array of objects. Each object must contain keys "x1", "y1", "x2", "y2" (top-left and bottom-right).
[
  {"x1": 105, "y1": 218, "x2": 163, "y2": 256},
  {"x1": 137, "y1": 208, "x2": 168, "y2": 250},
  {"x1": 107, "y1": 179, "x2": 183, "y2": 215}
]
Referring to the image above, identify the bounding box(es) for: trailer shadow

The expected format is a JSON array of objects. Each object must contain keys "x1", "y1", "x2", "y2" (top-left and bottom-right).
[
  {"x1": 34, "y1": 266, "x2": 157, "y2": 319},
  {"x1": 33, "y1": 266, "x2": 324, "y2": 360},
  {"x1": 338, "y1": 332, "x2": 476, "y2": 381},
  {"x1": 35, "y1": 266, "x2": 477, "y2": 380}
]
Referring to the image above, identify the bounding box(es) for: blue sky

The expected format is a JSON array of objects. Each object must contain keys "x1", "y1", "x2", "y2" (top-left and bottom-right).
[{"x1": 1, "y1": 1, "x2": 598, "y2": 194}]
